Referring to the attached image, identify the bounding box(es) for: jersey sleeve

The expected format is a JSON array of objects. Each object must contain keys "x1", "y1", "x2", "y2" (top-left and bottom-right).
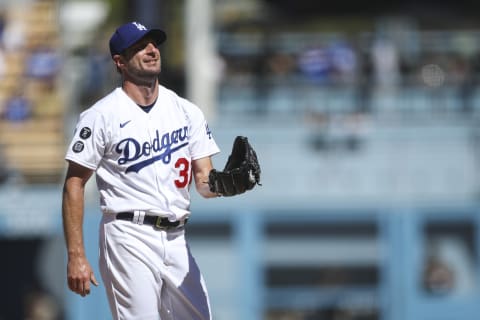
[
  {"x1": 180, "y1": 98, "x2": 220, "y2": 160},
  {"x1": 65, "y1": 108, "x2": 107, "y2": 170}
]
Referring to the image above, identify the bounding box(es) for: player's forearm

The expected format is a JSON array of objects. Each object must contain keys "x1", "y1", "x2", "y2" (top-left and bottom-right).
[
  {"x1": 196, "y1": 180, "x2": 218, "y2": 198},
  {"x1": 62, "y1": 180, "x2": 87, "y2": 258},
  {"x1": 192, "y1": 157, "x2": 218, "y2": 198}
]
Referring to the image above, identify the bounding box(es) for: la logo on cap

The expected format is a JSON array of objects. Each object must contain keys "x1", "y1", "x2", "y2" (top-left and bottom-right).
[
  {"x1": 132, "y1": 22, "x2": 147, "y2": 31},
  {"x1": 109, "y1": 21, "x2": 167, "y2": 57}
]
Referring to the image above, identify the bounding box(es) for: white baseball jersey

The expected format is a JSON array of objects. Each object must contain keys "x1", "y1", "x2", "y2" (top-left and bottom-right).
[{"x1": 66, "y1": 85, "x2": 220, "y2": 220}]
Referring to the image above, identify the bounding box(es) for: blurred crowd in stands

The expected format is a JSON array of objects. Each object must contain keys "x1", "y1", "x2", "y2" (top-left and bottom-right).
[
  {"x1": 218, "y1": 28, "x2": 480, "y2": 117},
  {"x1": 0, "y1": 1, "x2": 63, "y2": 185},
  {"x1": 0, "y1": 6, "x2": 61, "y2": 123},
  {"x1": 221, "y1": 31, "x2": 478, "y2": 87}
]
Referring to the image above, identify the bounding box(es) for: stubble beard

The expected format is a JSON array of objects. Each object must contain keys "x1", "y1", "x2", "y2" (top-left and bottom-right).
[{"x1": 128, "y1": 60, "x2": 161, "y2": 85}]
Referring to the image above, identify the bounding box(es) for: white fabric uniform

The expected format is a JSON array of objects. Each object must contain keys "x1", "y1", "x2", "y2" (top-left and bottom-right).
[{"x1": 66, "y1": 85, "x2": 220, "y2": 320}]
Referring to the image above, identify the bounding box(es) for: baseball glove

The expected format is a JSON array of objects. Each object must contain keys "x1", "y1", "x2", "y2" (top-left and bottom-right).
[{"x1": 209, "y1": 136, "x2": 261, "y2": 197}]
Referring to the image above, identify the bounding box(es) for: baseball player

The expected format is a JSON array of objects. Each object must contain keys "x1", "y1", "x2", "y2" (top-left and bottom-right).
[{"x1": 62, "y1": 21, "x2": 260, "y2": 320}]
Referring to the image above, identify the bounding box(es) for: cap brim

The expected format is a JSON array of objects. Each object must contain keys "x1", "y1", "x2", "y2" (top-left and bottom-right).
[
  {"x1": 110, "y1": 26, "x2": 167, "y2": 57},
  {"x1": 146, "y1": 29, "x2": 167, "y2": 45}
]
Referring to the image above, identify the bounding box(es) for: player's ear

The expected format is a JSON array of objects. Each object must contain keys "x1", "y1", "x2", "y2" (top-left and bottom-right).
[{"x1": 112, "y1": 54, "x2": 126, "y2": 70}]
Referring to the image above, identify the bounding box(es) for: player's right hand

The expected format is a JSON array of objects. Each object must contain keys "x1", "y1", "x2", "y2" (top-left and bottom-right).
[{"x1": 67, "y1": 256, "x2": 99, "y2": 297}]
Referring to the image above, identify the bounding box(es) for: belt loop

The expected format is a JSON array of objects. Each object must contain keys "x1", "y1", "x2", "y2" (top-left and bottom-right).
[
  {"x1": 133, "y1": 210, "x2": 146, "y2": 224},
  {"x1": 138, "y1": 211, "x2": 145, "y2": 225},
  {"x1": 132, "y1": 210, "x2": 140, "y2": 224}
]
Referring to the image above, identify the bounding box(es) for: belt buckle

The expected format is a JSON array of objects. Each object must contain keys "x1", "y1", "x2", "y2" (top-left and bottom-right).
[{"x1": 155, "y1": 217, "x2": 169, "y2": 230}]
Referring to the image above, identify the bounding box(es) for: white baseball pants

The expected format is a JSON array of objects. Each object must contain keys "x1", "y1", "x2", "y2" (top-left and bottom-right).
[{"x1": 99, "y1": 214, "x2": 211, "y2": 320}]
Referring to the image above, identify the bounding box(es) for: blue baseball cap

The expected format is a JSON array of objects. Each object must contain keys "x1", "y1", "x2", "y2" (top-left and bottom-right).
[{"x1": 109, "y1": 21, "x2": 167, "y2": 57}]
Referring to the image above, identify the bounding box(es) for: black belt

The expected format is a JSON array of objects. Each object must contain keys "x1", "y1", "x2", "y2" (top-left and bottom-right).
[{"x1": 116, "y1": 212, "x2": 187, "y2": 229}]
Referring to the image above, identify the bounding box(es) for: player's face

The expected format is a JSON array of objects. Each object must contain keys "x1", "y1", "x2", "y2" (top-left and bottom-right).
[{"x1": 121, "y1": 36, "x2": 162, "y2": 79}]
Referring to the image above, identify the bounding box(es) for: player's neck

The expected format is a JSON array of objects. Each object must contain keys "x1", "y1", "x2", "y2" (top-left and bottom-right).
[{"x1": 122, "y1": 80, "x2": 159, "y2": 106}]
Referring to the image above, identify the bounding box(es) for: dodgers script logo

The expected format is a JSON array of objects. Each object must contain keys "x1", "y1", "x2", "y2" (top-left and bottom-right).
[{"x1": 116, "y1": 127, "x2": 188, "y2": 173}]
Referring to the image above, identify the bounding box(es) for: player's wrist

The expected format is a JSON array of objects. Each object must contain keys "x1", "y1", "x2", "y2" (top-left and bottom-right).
[{"x1": 67, "y1": 248, "x2": 86, "y2": 259}]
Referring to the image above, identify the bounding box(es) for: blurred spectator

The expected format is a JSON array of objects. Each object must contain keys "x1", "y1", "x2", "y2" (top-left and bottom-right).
[
  {"x1": 0, "y1": 10, "x2": 6, "y2": 47},
  {"x1": 423, "y1": 255, "x2": 455, "y2": 295},
  {"x1": 25, "y1": 36, "x2": 61, "y2": 86},
  {"x1": 449, "y1": 54, "x2": 476, "y2": 113},
  {"x1": 2, "y1": 87, "x2": 32, "y2": 122},
  {"x1": 297, "y1": 41, "x2": 357, "y2": 85},
  {"x1": 2, "y1": 13, "x2": 25, "y2": 51},
  {"x1": 371, "y1": 36, "x2": 400, "y2": 88},
  {"x1": 297, "y1": 45, "x2": 331, "y2": 83},
  {"x1": 327, "y1": 41, "x2": 357, "y2": 84}
]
